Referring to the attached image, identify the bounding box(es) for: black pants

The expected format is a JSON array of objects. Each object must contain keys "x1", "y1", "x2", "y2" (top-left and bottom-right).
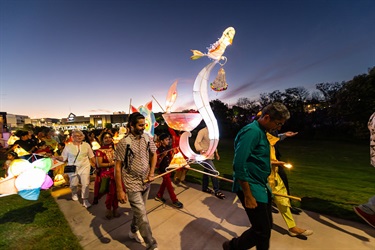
[{"x1": 229, "y1": 190, "x2": 273, "y2": 250}]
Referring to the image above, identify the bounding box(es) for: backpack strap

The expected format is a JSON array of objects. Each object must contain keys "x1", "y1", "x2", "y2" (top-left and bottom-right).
[
  {"x1": 123, "y1": 135, "x2": 133, "y2": 171},
  {"x1": 123, "y1": 134, "x2": 151, "y2": 172}
]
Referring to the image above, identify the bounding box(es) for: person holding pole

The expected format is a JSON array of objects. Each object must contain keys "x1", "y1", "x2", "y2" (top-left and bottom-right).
[
  {"x1": 223, "y1": 102, "x2": 290, "y2": 250},
  {"x1": 194, "y1": 125, "x2": 225, "y2": 199},
  {"x1": 154, "y1": 133, "x2": 183, "y2": 208},
  {"x1": 353, "y1": 112, "x2": 375, "y2": 228},
  {"x1": 114, "y1": 112, "x2": 158, "y2": 250},
  {"x1": 267, "y1": 132, "x2": 313, "y2": 236}
]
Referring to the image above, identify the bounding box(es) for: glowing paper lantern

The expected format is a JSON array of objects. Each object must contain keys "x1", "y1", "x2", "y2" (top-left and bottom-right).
[
  {"x1": 190, "y1": 27, "x2": 235, "y2": 62},
  {"x1": 210, "y1": 68, "x2": 228, "y2": 92},
  {"x1": 7, "y1": 159, "x2": 32, "y2": 177},
  {"x1": 179, "y1": 61, "x2": 220, "y2": 161},
  {"x1": 14, "y1": 146, "x2": 30, "y2": 157},
  {"x1": 168, "y1": 152, "x2": 188, "y2": 169},
  {"x1": 283, "y1": 163, "x2": 293, "y2": 169},
  {"x1": 1, "y1": 157, "x2": 60, "y2": 200},
  {"x1": 53, "y1": 174, "x2": 66, "y2": 187},
  {"x1": 132, "y1": 101, "x2": 159, "y2": 137},
  {"x1": 0, "y1": 176, "x2": 17, "y2": 196},
  {"x1": 51, "y1": 158, "x2": 65, "y2": 170},
  {"x1": 31, "y1": 157, "x2": 53, "y2": 173},
  {"x1": 91, "y1": 141, "x2": 101, "y2": 151},
  {"x1": 15, "y1": 168, "x2": 46, "y2": 200},
  {"x1": 162, "y1": 113, "x2": 202, "y2": 132},
  {"x1": 162, "y1": 27, "x2": 235, "y2": 164},
  {"x1": 41, "y1": 174, "x2": 53, "y2": 190},
  {"x1": 166, "y1": 80, "x2": 178, "y2": 113}
]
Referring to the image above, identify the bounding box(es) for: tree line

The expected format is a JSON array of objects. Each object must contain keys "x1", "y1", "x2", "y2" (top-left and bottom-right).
[{"x1": 209, "y1": 66, "x2": 375, "y2": 140}]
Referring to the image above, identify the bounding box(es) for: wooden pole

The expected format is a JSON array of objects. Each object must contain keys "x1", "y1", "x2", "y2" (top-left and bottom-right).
[
  {"x1": 187, "y1": 166, "x2": 233, "y2": 183},
  {"x1": 187, "y1": 166, "x2": 302, "y2": 201},
  {"x1": 272, "y1": 192, "x2": 301, "y2": 201},
  {"x1": 128, "y1": 98, "x2": 132, "y2": 115},
  {"x1": 143, "y1": 165, "x2": 186, "y2": 184},
  {"x1": 152, "y1": 95, "x2": 165, "y2": 113}
]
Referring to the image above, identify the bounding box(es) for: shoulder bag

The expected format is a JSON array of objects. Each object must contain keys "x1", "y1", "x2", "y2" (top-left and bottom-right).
[{"x1": 64, "y1": 149, "x2": 80, "y2": 173}]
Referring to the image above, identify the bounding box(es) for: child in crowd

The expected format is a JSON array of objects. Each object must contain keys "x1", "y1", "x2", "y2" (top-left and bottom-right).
[
  {"x1": 35, "y1": 141, "x2": 53, "y2": 157},
  {"x1": 53, "y1": 142, "x2": 69, "y2": 186},
  {"x1": 2, "y1": 151, "x2": 18, "y2": 178},
  {"x1": 155, "y1": 133, "x2": 183, "y2": 208}
]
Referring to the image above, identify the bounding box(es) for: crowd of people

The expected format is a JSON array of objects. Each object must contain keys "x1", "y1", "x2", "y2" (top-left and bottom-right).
[{"x1": 2, "y1": 105, "x2": 374, "y2": 250}]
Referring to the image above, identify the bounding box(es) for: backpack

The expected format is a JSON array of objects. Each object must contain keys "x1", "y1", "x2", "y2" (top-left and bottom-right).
[{"x1": 123, "y1": 134, "x2": 150, "y2": 172}]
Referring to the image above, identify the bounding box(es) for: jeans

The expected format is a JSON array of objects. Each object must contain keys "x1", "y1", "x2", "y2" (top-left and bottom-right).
[
  {"x1": 127, "y1": 187, "x2": 157, "y2": 249},
  {"x1": 229, "y1": 190, "x2": 273, "y2": 250},
  {"x1": 202, "y1": 159, "x2": 220, "y2": 193}
]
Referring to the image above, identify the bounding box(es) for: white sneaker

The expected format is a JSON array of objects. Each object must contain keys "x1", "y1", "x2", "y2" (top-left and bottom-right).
[
  {"x1": 129, "y1": 230, "x2": 144, "y2": 243},
  {"x1": 82, "y1": 200, "x2": 92, "y2": 208},
  {"x1": 72, "y1": 194, "x2": 78, "y2": 201}
]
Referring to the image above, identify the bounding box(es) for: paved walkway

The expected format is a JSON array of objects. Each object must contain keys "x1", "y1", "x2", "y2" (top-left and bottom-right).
[{"x1": 52, "y1": 178, "x2": 375, "y2": 250}]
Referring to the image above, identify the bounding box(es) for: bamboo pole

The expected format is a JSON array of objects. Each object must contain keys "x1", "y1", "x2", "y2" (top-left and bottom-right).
[
  {"x1": 187, "y1": 166, "x2": 302, "y2": 201},
  {"x1": 143, "y1": 165, "x2": 186, "y2": 184},
  {"x1": 152, "y1": 95, "x2": 165, "y2": 113},
  {"x1": 128, "y1": 98, "x2": 132, "y2": 115},
  {"x1": 272, "y1": 193, "x2": 301, "y2": 201}
]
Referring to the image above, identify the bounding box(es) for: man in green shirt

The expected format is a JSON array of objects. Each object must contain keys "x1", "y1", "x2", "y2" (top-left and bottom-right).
[{"x1": 223, "y1": 102, "x2": 290, "y2": 250}]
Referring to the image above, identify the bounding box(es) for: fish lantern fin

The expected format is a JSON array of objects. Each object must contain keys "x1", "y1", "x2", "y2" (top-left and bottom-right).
[{"x1": 190, "y1": 50, "x2": 205, "y2": 60}]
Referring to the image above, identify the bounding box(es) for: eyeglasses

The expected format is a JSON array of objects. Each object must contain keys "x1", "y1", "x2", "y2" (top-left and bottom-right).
[{"x1": 273, "y1": 120, "x2": 284, "y2": 127}]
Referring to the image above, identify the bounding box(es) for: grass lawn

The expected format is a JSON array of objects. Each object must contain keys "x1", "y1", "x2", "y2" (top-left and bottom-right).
[
  {"x1": 0, "y1": 190, "x2": 82, "y2": 250},
  {"x1": 186, "y1": 137, "x2": 375, "y2": 224}
]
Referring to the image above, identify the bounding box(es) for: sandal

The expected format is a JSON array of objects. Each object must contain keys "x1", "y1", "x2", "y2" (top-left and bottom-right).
[
  {"x1": 202, "y1": 188, "x2": 214, "y2": 194},
  {"x1": 215, "y1": 191, "x2": 226, "y2": 199}
]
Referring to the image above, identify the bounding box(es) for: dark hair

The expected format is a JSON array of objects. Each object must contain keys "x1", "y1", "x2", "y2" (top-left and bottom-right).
[
  {"x1": 159, "y1": 133, "x2": 169, "y2": 141},
  {"x1": 99, "y1": 132, "x2": 113, "y2": 145},
  {"x1": 8, "y1": 151, "x2": 18, "y2": 158},
  {"x1": 58, "y1": 142, "x2": 65, "y2": 147},
  {"x1": 127, "y1": 112, "x2": 145, "y2": 129},
  {"x1": 19, "y1": 131, "x2": 29, "y2": 137},
  {"x1": 261, "y1": 102, "x2": 290, "y2": 121},
  {"x1": 38, "y1": 141, "x2": 47, "y2": 147}
]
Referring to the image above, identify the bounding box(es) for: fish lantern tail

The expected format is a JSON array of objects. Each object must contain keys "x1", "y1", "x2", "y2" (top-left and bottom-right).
[{"x1": 190, "y1": 50, "x2": 205, "y2": 60}]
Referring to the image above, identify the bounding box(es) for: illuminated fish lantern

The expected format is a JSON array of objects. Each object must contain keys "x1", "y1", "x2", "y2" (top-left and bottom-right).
[
  {"x1": 131, "y1": 101, "x2": 159, "y2": 138},
  {"x1": 191, "y1": 27, "x2": 235, "y2": 63},
  {"x1": 210, "y1": 67, "x2": 228, "y2": 92},
  {"x1": 180, "y1": 27, "x2": 235, "y2": 162},
  {"x1": 0, "y1": 157, "x2": 56, "y2": 200}
]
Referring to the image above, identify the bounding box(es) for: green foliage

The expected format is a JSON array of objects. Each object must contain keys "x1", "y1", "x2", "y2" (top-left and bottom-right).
[{"x1": 104, "y1": 123, "x2": 113, "y2": 129}]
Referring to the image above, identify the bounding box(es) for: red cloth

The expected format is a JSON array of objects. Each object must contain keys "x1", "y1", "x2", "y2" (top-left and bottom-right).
[
  {"x1": 94, "y1": 145, "x2": 119, "y2": 209},
  {"x1": 157, "y1": 173, "x2": 178, "y2": 202}
]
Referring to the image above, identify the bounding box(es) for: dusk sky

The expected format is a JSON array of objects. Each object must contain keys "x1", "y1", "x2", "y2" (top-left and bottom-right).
[{"x1": 1, "y1": 0, "x2": 374, "y2": 119}]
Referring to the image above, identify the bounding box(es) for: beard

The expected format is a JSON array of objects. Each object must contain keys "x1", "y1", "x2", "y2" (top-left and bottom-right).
[{"x1": 133, "y1": 128, "x2": 144, "y2": 136}]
